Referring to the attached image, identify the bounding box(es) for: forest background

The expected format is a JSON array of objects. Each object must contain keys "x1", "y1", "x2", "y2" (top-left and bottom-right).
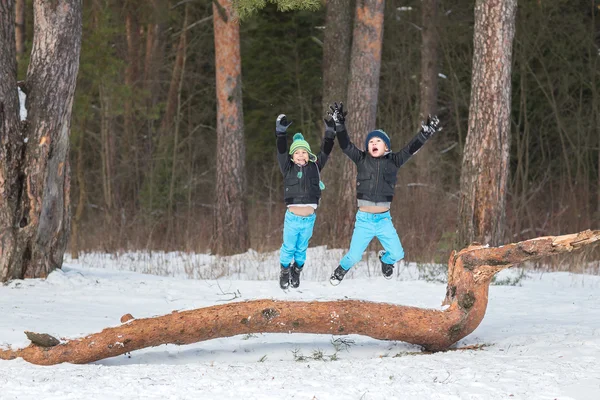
[{"x1": 13, "y1": 0, "x2": 599, "y2": 266}]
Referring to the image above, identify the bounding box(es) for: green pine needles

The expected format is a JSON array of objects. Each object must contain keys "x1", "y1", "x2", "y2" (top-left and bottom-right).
[{"x1": 233, "y1": 0, "x2": 321, "y2": 20}]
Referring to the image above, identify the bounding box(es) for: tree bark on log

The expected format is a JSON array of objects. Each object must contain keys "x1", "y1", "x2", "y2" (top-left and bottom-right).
[{"x1": 1, "y1": 230, "x2": 598, "y2": 365}]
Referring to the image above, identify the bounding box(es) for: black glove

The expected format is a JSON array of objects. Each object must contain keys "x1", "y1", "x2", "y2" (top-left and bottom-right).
[
  {"x1": 276, "y1": 114, "x2": 293, "y2": 135},
  {"x1": 328, "y1": 102, "x2": 348, "y2": 131},
  {"x1": 324, "y1": 116, "x2": 336, "y2": 139},
  {"x1": 419, "y1": 115, "x2": 440, "y2": 141}
]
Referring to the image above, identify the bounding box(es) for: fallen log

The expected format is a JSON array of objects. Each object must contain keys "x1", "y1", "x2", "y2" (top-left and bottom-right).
[{"x1": 1, "y1": 230, "x2": 598, "y2": 365}]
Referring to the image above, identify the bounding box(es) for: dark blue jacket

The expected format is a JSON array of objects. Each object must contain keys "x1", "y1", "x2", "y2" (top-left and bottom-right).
[
  {"x1": 337, "y1": 128, "x2": 430, "y2": 203},
  {"x1": 277, "y1": 134, "x2": 334, "y2": 206}
]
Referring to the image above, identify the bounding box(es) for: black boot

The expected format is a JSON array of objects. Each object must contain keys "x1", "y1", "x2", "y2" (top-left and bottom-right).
[
  {"x1": 280, "y1": 265, "x2": 291, "y2": 289},
  {"x1": 290, "y1": 263, "x2": 303, "y2": 288},
  {"x1": 378, "y1": 250, "x2": 394, "y2": 279},
  {"x1": 329, "y1": 265, "x2": 348, "y2": 286}
]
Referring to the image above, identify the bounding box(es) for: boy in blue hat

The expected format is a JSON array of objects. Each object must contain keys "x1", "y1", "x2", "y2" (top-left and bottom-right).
[
  {"x1": 328, "y1": 102, "x2": 441, "y2": 285},
  {"x1": 275, "y1": 113, "x2": 336, "y2": 289}
]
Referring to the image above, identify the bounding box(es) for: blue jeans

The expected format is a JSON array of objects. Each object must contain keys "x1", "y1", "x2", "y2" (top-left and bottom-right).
[
  {"x1": 280, "y1": 210, "x2": 317, "y2": 267},
  {"x1": 340, "y1": 210, "x2": 404, "y2": 270}
]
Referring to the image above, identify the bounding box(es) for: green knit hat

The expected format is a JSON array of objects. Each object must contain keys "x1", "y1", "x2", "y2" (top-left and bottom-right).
[{"x1": 289, "y1": 133, "x2": 317, "y2": 162}]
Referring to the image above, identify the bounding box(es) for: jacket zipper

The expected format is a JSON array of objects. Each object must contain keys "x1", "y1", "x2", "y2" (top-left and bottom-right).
[
  {"x1": 303, "y1": 165, "x2": 307, "y2": 194},
  {"x1": 375, "y1": 158, "x2": 380, "y2": 194}
]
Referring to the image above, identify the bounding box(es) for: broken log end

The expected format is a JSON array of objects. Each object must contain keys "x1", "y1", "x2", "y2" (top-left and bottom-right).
[
  {"x1": 120, "y1": 313, "x2": 135, "y2": 323},
  {"x1": 24, "y1": 331, "x2": 60, "y2": 348}
]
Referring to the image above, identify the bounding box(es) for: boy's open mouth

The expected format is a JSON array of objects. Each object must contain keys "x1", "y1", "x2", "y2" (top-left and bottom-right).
[{"x1": 372, "y1": 146, "x2": 380, "y2": 155}]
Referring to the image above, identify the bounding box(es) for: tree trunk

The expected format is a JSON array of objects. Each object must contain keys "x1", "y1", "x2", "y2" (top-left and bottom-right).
[
  {"x1": 143, "y1": 23, "x2": 158, "y2": 88},
  {"x1": 141, "y1": 1, "x2": 167, "y2": 214},
  {"x1": 0, "y1": 0, "x2": 22, "y2": 281},
  {"x1": 592, "y1": 0, "x2": 600, "y2": 226},
  {"x1": 410, "y1": 0, "x2": 441, "y2": 247},
  {"x1": 457, "y1": 0, "x2": 516, "y2": 248},
  {"x1": 166, "y1": 4, "x2": 189, "y2": 244},
  {"x1": 0, "y1": 0, "x2": 82, "y2": 282},
  {"x1": 99, "y1": 83, "x2": 115, "y2": 218},
  {"x1": 213, "y1": 0, "x2": 249, "y2": 255},
  {"x1": 415, "y1": 0, "x2": 439, "y2": 176},
  {"x1": 321, "y1": 0, "x2": 353, "y2": 111},
  {"x1": 15, "y1": 0, "x2": 25, "y2": 61},
  {"x1": 69, "y1": 119, "x2": 86, "y2": 259},
  {"x1": 320, "y1": 0, "x2": 354, "y2": 246},
  {"x1": 339, "y1": 0, "x2": 386, "y2": 241},
  {"x1": 123, "y1": 9, "x2": 141, "y2": 211},
  {"x1": 2, "y1": 230, "x2": 597, "y2": 365},
  {"x1": 160, "y1": 5, "x2": 188, "y2": 135},
  {"x1": 418, "y1": 0, "x2": 439, "y2": 122}
]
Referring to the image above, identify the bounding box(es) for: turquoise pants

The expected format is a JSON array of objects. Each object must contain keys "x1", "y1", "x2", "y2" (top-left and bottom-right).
[
  {"x1": 340, "y1": 210, "x2": 404, "y2": 270},
  {"x1": 279, "y1": 210, "x2": 316, "y2": 267}
]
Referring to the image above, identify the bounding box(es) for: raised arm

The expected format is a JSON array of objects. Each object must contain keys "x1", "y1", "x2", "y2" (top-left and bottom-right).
[
  {"x1": 329, "y1": 102, "x2": 364, "y2": 164},
  {"x1": 315, "y1": 114, "x2": 337, "y2": 170},
  {"x1": 275, "y1": 114, "x2": 293, "y2": 174},
  {"x1": 392, "y1": 115, "x2": 441, "y2": 168}
]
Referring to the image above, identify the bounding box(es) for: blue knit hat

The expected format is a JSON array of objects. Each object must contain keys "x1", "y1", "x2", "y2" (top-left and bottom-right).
[{"x1": 365, "y1": 129, "x2": 391, "y2": 151}]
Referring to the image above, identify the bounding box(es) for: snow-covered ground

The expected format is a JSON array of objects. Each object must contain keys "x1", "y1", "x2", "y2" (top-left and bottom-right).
[{"x1": 1, "y1": 249, "x2": 599, "y2": 400}]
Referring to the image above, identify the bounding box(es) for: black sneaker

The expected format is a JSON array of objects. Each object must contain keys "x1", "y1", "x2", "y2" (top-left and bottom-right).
[
  {"x1": 378, "y1": 250, "x2": 394, "y2": 279},
  {"x1": 280, "y1": 265, "x2": 291, "y2": 289},
  {"x1": 329, "y1": 265, "x2": 348, "y2": 286},
  {"x1": 290, "y1": 263, "x2": 303, "y2": 288}
]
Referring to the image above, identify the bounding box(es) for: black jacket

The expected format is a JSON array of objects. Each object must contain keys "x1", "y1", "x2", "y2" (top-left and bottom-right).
[
  {"x1": 337, "y1": 128, "x2": 430, "y2": 203},
  {"x1": 277, "y1": 133, "x2": 334, "y2": 206}
]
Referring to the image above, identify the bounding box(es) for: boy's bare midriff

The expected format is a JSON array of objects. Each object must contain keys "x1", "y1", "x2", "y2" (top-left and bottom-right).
[
  {"x1": 288, "y1": 206, "x2": 315, "y2": 216},
  {"x1": 359, "y1": 205, "x2": 390, "y2": 214}
]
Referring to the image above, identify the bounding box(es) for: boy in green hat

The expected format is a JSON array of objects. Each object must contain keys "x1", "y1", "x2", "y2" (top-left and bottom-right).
[{"x1": 275, "y1": 113, "x2": 336, "y2": 289}]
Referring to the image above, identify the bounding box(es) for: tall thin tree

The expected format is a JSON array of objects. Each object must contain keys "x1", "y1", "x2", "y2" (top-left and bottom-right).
[
  {"x1": 321, "y1": 0, "x2": 354, "y2": 245},
  {"x1": 416, "y1": 0, "x2": 439, "y2": 176},
  {"x1": 409, "y1": 0, "x2": 441, "y2": 248},
  {"x1": 123, "y1": 2, "x2": 142, "y2": 209},
  {"x1": 339, "y1": 0, "x2": 386, "y2": 240},
  {"x1": 213, "y1": 0, "x2": 249, "y2": 255},
  {"x1": 165, "y1": 4, "x2": 189, "y2": 243},
  {"x1": 321, "y1": 0, "x2": 354, "y2": 111},
  {"x1": 457, "y1": 0, "x2": 517, "y2": 248},
  {"x1": 0, "y1": 0, "x2": 82, "y2": 282}
]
